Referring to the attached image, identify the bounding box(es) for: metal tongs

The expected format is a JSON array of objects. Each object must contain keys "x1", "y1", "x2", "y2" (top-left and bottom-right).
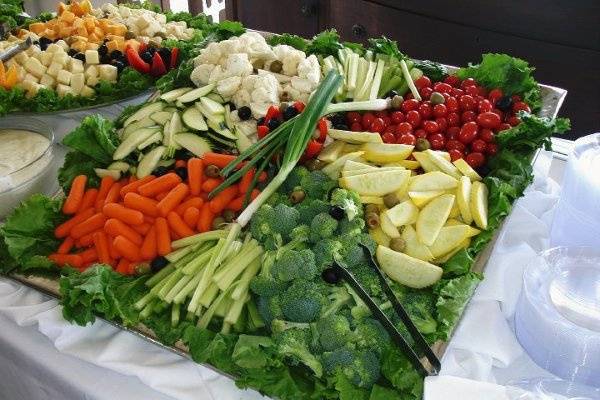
[
  {"x1": 331, "y1": 244, "x2": 441, "y2": 377},
  {"x1": 0, "y1": 37, "x2": 32, "y2": 63}
]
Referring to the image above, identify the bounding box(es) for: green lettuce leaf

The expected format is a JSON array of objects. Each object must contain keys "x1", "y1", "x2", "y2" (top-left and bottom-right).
[
  {"x1": 369, "y1": 384, "x2": 404, "y2": 400},
  {"x1": 268, "y1": 33, "x2": 309, "y2": 51},
  {"x1": 368, "y1": 37, "x2": 404, "y2": 60},
  {"x1": 58, "y1": 151, "x2": 101, "y2": 191},
  {"x1": 434, "y1": 272, "x2": 482, "y2": 340},
  {"x1": 306, "y1": 30, "x2": 344, "y2": 57},
  {"x1": 380, "y1": 347, "x2": 423, "y2": 399},
  {"x1": 232, "y1": 334, "x2": 275, "y2": 369}
]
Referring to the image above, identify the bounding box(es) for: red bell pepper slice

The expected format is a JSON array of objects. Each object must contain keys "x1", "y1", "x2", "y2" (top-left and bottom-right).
[
  {"x1": 125, "y1": 47, "x2": 150, "y2": 74},
  {"x1": 264, "y1": 105, "x2": 280, "y2": 124},
  {"x1": 151, "y1": 52, "x2": 167, "y2": 77},
  {"x1": 304, "y1": 139, "x2": 323, "y2": 159},
  {"x1": 317, "y1": 118, "x2": 328, "y2": 142},
  {"x1": 257, "y1": 125, "x2": 270, "y2": 139},
  {"x1": 293, "y1": 101, "x2": 305, "y2": 112},
  {"x1": 170, "y1": 47, "x2": 180, "y2": 70}
]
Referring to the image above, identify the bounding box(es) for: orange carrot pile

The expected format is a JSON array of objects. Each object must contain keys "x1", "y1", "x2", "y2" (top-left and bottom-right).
[{"x1": 49, "y1": 158, "x2": 263, "y2": 274}]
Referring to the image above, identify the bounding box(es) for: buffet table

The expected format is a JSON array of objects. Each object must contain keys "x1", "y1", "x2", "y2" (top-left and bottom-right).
[{"x1": 0, "y1": 146, "x2": 572, "y2": 400}]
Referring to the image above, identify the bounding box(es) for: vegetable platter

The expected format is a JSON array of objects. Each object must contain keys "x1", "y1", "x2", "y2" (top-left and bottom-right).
[{"x1": 0, "y1": 5, "x2": 570, "y2": 400}]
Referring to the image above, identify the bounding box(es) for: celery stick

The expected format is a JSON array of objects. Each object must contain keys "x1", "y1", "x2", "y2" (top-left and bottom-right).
[
  {"x1": 149, "y1": 272, "x2": 174, "y2": 295},
  {"x1": 221, "y1": 322, "x2": 232, "y2": 334},
  {"x1": 171, "y1": 303, "x2": 180, "y2": 327},
  {"x1": 146, "y1": 264, "x2": 175, "y2": 287},
  {"x1": 134, "y1": 291, "x2": 156, "y2": 310},
  {"x1": 199, "y1": 282, "x2": 220, "y2": 308},
  {"x1": 197, "y1": 287, "x2": 233, "y2": 329},
  {"x1": 171, "y1": 230, "x2": 227, "y2": 249},
  {"x1": 173, "y1": 272, "x2": 203, "y2": 304},
  {"x1": 231, "y1": 257, "x2": 262, "y2": 300},
  {"x1": 213, "y1": 246, "x2": 263, "y2": 291},
  {"x1": 215, "y1": 295, "x2": 233, "y2": 318},
  {"x1": 347, "y1": 52, "x2": 359, "y2": 92},
  {"x1": 181, "y1": 247, "x2": 214, "y2": 275},
  {"x1": 355, "y1": 60, "x2": 376, "y2": 101},
  {"x1": 165, "y1": 245, "x2": 194, "y2": 263},
  {"x1": 401, "y1": 60, "x2": 422, "y2": 101},
  {"x1": 164, "y1": 273, "x2": 194, "y2": 303},
  {"x1": 187, "y1": 239, "x2": 224, "y2": 313},
  {"x1": 365, "y1": 50, "x2": 373, "y2": 61},
  {"x1": 326, "y1": 99, "x2": 389, "y2": 114},
  {"x1": 140, "y1": 299, "x2": 157, "y2": 319},
  {"x1": 158, "y1": 270, "x2": 183, "y2": 299},
  {"x1": 369, "y1": 59, "x2": 386, "y2": 100},
  {"x1": 212, "y1": 224, "x2": 240, "y2": 267},
  {"x1": 225, "y1": 293, "x2": 250, "y2": 325}
]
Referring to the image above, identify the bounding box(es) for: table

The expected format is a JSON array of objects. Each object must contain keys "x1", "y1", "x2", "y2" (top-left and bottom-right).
[{"x1": 0, "y1": 148, "x2": 571, "y2": 400}]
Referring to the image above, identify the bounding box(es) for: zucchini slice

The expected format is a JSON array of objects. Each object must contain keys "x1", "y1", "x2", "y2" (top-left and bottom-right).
[
  {"x1": 137, "y1": 146, "x2": 166, "y2": 178},
  {"x1": 182, "y1": 107, "x2": 208, "y2": 131},
  {"x1": 174, "y1": 133, "x2": 212, "y2": 156},
  {"x1": 123, "y1": 102, "x2": 165, "y2": 127},
  {"x1": 178, "y1": 84, "x2": 216, "y2": 103},
  {"x1": 160, "y1": 87, "x2": 193, "y2": 103}
]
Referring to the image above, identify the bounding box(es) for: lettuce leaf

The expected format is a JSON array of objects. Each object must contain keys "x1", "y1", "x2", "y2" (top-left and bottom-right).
[
  {"x1": 434, "y1": 272, "x2": 482, "y2": 340},
  {"x1": 268, "y1": 33, "x2": 309, "y2": 51},
  {"x1": 380, "y1": 347, "x2": 423, "y2": 399},
  {"x1": 368, "y1": 37, "x2": 404, "y2": 60},
  {"x1": 306, "y1": 30, "x2": 344, "y2": 57}
]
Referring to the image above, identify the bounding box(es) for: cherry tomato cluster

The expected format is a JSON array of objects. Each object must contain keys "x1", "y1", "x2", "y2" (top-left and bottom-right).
[{"x1": 343, "y1": 75, "x2": 531, "y2": 169}]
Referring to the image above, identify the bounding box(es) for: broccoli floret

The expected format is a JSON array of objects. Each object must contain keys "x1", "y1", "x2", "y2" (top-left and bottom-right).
[
  {"x1": 250, "y1": 253, "x2": 289, "y2": 297},
  {"x1": 322, "y1": 347, "x2": 381, "y2": 388},
  {"x1": 281, "y1": 166, "x2": 311, "y2": 194},
  {"x1": 316, "y1": 314, "x2": 351, "y2": 351},
  {"x1": 271, "y1": 319, "x2": 310, "y2": 334},
  {"x1": 272, "y1": 203, "x2": 300, "y2": 239},
  {"x1": 345, "y1": 283, "x2": 372, "y2": 321},
  {"x1": 250, "y1": 203, "x2": 299, "y2": 243},
  {"x1": 300, "y1": 170, "x2": 336, "y2": 200},
  {"x1": 271, "y1": 249, "x2": 318, "y2": 282},
  {"x1": 266, "y1": 191, "x2": 292, "y2": 207},
  {"x1": 330, "y1": 188, "x2": 363, "y2": 221},
  {"x1": 280, "y1": 280, "x2": 325, "y2": 323},
  {"x1": 313, "y1": 239, "x2": 343, "y2": 270},
  {"x1": 337, "y1": 217, "x2": 365, "y2": 237},
  {"x1": 321, "y1": 284, "x2": 352, "y2": 318},
  {"x1": 351, "y1": 318, "x2": 390, "y2": 354},
  {"x1": 297, "y1": 199, "x2": 330, "y2": 225},
  {"x1": 358, "y1": 232, "x2": 377, "y2": 255},
  {"x1": 256, "y1": 296, "x2": 284, "y2": 326},
  {"x1": 275, "y1": 327, "x2": 323, "y2": 377},
  {"x1": 309, "y1": 212, "x2": 338, "y2": 243},
  {"x1": 250, "y1": 204, "x2": 278, "y2": 242},
  {"x1": 289, "y1": 224, "x2": 310, "y2": 243},
  {"x1": 348, "y1": 263, "x2": 382, "y2": 298},
  {"x1": 393, "y1": 284, "x2": 438, "y2": 335}
]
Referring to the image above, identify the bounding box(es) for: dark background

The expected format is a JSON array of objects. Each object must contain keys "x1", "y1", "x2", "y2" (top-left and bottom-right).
[{"x1": 222, "y1": 0, "x2": 599, "y2": 140}]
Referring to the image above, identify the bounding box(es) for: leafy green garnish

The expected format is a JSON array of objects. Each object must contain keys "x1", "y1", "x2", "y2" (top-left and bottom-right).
[
  {"x1": 306, "y1": 29, "x2": 344, "y2": 57},
  {"x1": 434, "y1": 272, "x2": 482, "y2": 340},
  {"x1": 368, "y1": 37, "x2": 404, "y2": 60},
  {"x1": 413, "y1": 60, "x2": 448, "y2": 82},
  {"x1": 268, "y1": 33, "x2": 309, "y2": 51}
]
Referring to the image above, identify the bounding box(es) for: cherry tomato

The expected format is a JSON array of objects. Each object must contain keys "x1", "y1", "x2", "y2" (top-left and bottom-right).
[
  {"x1": 428, "y1": 133, "x2": 445, "y2": 143},
  {"x1": 420, "y1": 87, "x2": 433, "y2": 99},
  {"x1": 446, "y1": 97, "x2": 459, "y2": 113},
  {"x1": 461, "y1": 77, "x2": 477, "y2": 89},
  {"x1": 293, "y1": 101, "x2": 305, "y2": 112},
  {"x1": 511, "y1": 94, "x2": 522, "y2": 102},
  {"x1": 423, "y1": 120, "x2": 440, "y2": 133},
  {"x1": 459, "y1": 95, "x2": 476, "y2": 111},
  {"x1": 390, "y1": 111, "x2": 405, "y2": 124},
  {"x1": 414, "y1": 129, "x2": 427, "y2": 138},
  {"x1": 382, "y1": 116, "x2": 392, "y2": 128},
  {"x1": 461, "y1": 110, "x2": 477, "y2": 123},
  {"x1": 477, "y1": 86, "x2": 488, "y2": 97},
  {"x1": 451, "y1": 88, "x2": 464, "y2": 98},
  {"x1": 471, "y1": 139, "x2": 487, "y2": 153},
  {"x1": 415, "y1": 76, "x2": 432, "y2": 89},
  {"x1": 448, "y1": 149, "x2": 464, "y2": 161},
  {"x1": 406, "y1": 110, "x2": 421, "y2": 128},
  {"x1": 446, "y1": 127, "x2": 461, "y2": 140},
  {"x1": 362, "y1": 112, "x2": 375, "y2": 128},
  {"x1": 435, "y1": 117, "x2": 448, "y2": 132},
  {"x1": 513, "y1": 101, "x2": 531, "y2": 113},
  {"x1": 476, "y1": 112, "x2": 501, "y2": 129},
  {"x1": 375, "y1": 110, "x2": 389, "y2": 119},
  {"x1": 429, "y1": 138, "x2": 445, "y2": 150},
  {"x1": 446, "y1": 139, "x2": 466, "y2": 152},
  {"x1": 447, "y1": 112, "x2": 460, "y2": 126},
  {"x1": 398, "y1": 133, "x2": 417, "y2": 145},
  {"x1": 432, "y1": 103, "x2": 447, "y2": 118},
  {"x1": 401, "y1": 98, "x2": 420, "y2": 112},
  {"x1": 507, "y1": 115, "x2": 521, "y2": 126},
  {"x1": 444, "y1": 75, "x2": 461, "y2": 87},
  {"x1": 350, "y1": 122, "x2": 363, "y2": 131},
  {"x1": 346, "y1": 111, "x2": 362, "y2": 125},
  {"x1": 382, "y1": 131, "x2": 396, "y2": 144},
  {"x1": 491, "y1": 108, "x2": 504, "y2": 121},
  {"x1": 488, "y1": 88, "x2": 503, "y2": 104},
  {"x1": 370, "y1": 117, "x2": 385, "y2": 133},
  {"x1": 304, "y1": 140, "x2": 323, "y2": 159},
  {"x1": 465, "y1": 85, "x2": 479, "y2": 97},
  {"x1": 497, "y1": 123, "x2": 512, "y2": 132},
  {"x1": 384, "y1": 125, "x2": 396, "y2": 135},
  {"x1": 479, "y1": 128, "x2": 495, "y2": 143},
  {"x1": 405, "y1": 92, "x2": 414, "y2": 100},
  {"x1": 396, "y1": 122, "x2": 413, "y2": 135},
  {"x1": 418, "y1": 103, "x2": 433, "y2": 119},
  {"x1": 465, "y1": 152, "x2": 485, "y2": 168},
  {"x1": 433, "y1": 82, "x2": 453, "y2": 94},
  {"x1": 458, "y1": 121, "x2": 479, "y2": 144},
  {"x1": 486, "y1": 142, "x2": 498, "y2": 156},
  {"x1": 478, "y1": 99, "x2": 493, "y2": 113}
]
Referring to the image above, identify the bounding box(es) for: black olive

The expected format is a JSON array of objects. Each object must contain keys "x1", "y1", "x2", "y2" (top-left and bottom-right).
[
  {"x1": 329, "y1": 206, "x2": 345, "y2": 220},
  {"x1": 227, "y1": 102, "x2": 236, "y2": 111},
  {"x1": 152, "y1": 166, "x2": 169, "y2": 177},
  {"x1": 158, "y1": 47, "x2": 171, "y2": 64},
  {"x1": 477, "y1": 164, "x2": 491, "y2": 177},
  {"x1": 267, "y1": 118, "x2": 281, "y2": 130},
  {"x1": 282, "y1": 106, "x2": 298, "y2": 120},
  {"x1": 174, "y1": 149, "x2": 193, "y2": 160},
  {"x1": 111, "y1": 60, "x2": 126, "y2": 73},
  {"x1": 39, "y1": 42, "x2": 49, "y2": 51},
  {"x1": 385, "y1": 89, "x2": 399, "y2": 98},
  {"x1": 150, "y1": 256, "x2": 169, "y2": 272},
  {"x1": 33, "y1": 40, "x2": 39, "y2": 46},
  {"x1": 73, "y1": 52, "x2": 85, "y2": 62},
  {"x1": 256, "y1": 116, "x2": 265, "y2": 126},
  {"x1": 98, "y1": 44, "x2": 108, "y2": 56},
  {"x1": 329, "y1": 113, "x2": 345, "y2": 126},
  {"x1": 322, "y1": 267, "x2": 341, "y2": 284},
  {"x1": 140, "y1": 51, "x2": 153, "y2": 64},
  {"x1": 100, "y1": 54, "x2": 111, "y2": 64},
  {"x1": 110, "y1": 50, "x2": 123, "y2": 59},
  {"x1": 237, "y1": 106, "x2": 251, "y2": 120},
  {"x1": 333, "y1": 123, "x2": 349, "y2": 130},
  {"x1": 39, "y1": 37, "x2": 52, "y2": 46},
  {"x1": 174, "y1": 166, "x2": 188, "y2": 180},
  {"x1": 148, "y1": 47, "x2": 157, "y2": 55},
  {"x1": 68, "y1": 48, "x2": 77, "y2": 57},
  {"x1": 496, "y1": 95, "x2": 513, "y2": 112}
]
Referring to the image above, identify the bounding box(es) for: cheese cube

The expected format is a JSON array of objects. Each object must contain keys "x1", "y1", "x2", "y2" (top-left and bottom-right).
[
  {"x1": 80, "y1": 85, "x2": 95, "y2": 98},
  {"x1": 84, "y1": 65, "x2": 98, "y2": 79},
  {"x1": 71, "y1": 73, "x2": 85, "y2": 94},
  {"x1": 26, "y1": 46, "x2": 41, "y2": 56},
  {"x1": 85, "y1": 50, "x2": 99, "y2": 65},
  {"x1": 57, "y1": 69, "x2": 72, "y2": 85},
  {"x1": 47, "y1": 62, "x2": 63, "y2": 78},
  {"x1": 86, "y1": 75, "x2": 99, "y2": 87},
  {"x1": 40, "y1": 52, "x2": 54, "y2": 67},
  {"x1": 40, "y1": 74, "x2": 56, "y2": 88},
  {"x1": 55, "y1": 40, "x2": 69, "y2": 52},
  {"x1": 70, "y1": 59, "x2": 84, "y2": 74},
  {"x1": 14, "y1": 52, "x2": 28, "y2": 64},
  {"x1": 52, "y1": 52, "x2": 69, "y2": 66},
  {"x1": 23, "y1": 73, "x2": 40, "y2": 83},
  {"x1": 21, "y1": 81, "x2": 42, "y2": 97},
  {"x1": 97, "y1": 64, "x2": 118, "y2": 82},
  {"x1": 56, "y1": 84, "x2": 73, "y2": 98},
  {"x1": 86, "y1": 42, "x2": 99, "y2": 51},
  {"x1": 46, "y1": 43, "x2": 62, "y2": 54},
  {"x1": 24, "y1": 57, "x2": 47, "y2": 78}
]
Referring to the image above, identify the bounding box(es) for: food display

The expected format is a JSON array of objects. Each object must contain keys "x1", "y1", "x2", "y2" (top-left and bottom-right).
[{"x1": 0, "y1": 5, "x2": 570, "y2": 400}]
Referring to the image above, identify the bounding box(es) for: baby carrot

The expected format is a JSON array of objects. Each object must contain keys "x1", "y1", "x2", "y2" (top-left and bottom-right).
[
  {"x1": 175, "y1": 159, "x2": 187, "y2": 168},
  {"x1": 94, "y1": 176, "x2": 115, "y2": 211},
  {"x1": 107, "y1": 235, "x2": 119, "y2": 259},
  {"x1": 79, "y1": 248, "x2": 98, "y2": 264},
  {"x1": 57, "y1": 237, "x2": 75, "y2": 254},
  {"x1": 92, "y1": 231, "x2": 111, "y2": 265},
  {"x1": 71, "y1": 213, "x2": 107, "y2": 239},
  {"x1": 197, "y1": 204, "x2": 215, "y2": 233},
  {"x1": 62, "y1": 175, "x2": 87, "y2": 214},
  {"x1": 140, "y1": 226, "x2": 157, "y2": 260},
  {"x1": 113, "y1": 235, "x2": 140, "y2": 262},
  {"x1": 226, "y1": 196, "x2": 244, "y2": 212},
  {"x1": 201, "y1": 152, "x2": 239, "y2": 169},
  {"x1": 103, "y1": 181, "x2": 122, "y2": 206},
  {"x1": 155, "y1": 191, "x2": 168, "y2": 201},
  {"x1": 132, "y1": 222, "x2": 151, "y2": 235},
  {"x1": 119, "y1": 175, "x2": 154, "y2": 198},
  {"x1": 77, "y1": 233, "x2": 94, "y2": 248},
  {"x1": 103, "y1": 203, "x2": 144, "y2": 225},
  {"x1": 138, "y1": 172, "x2": 181, "y2": 198},
  {"x1": 201, "y1": 178, "x2": 223, "y2": 193},
  {"x1": 175, "y1": 197, "x2": 203, "y2": 215},
  {"x1": 157, "y1": 183, "x2": 189, "y2": 217},
  {"x1": 144, "y1": 215, "x2": 155, "y2": 224},
  {"x1": 155, "y1": 217, "x2": 171, "y2": 256},
  {"x1": 258, "y1": 171, "x2": 268, "y2": 182},
  {"x1": 77, "y1": 188, "x2": 98, "y2": 214},
  {"x1": 123, "y1": 192, "x2": 158, "y2": 217},
  {"x1": 250, "y1": 188, "x2": 260, "y2": 200},
  {"x1": 187, "y1": 158, "x2": 204, "y2": 196},
  {"x1": 104, "y1": 218, "x2": 143, "y2": 246},
  {"x1": 116, "y1": 258, "x2": 131, "y2": 275},
  {"x1": 183, "y1": 207, "x2": 200, "y2": 228},
  {"x1": 55, "y1": 208, "x2": 95, "y2": 238},
  {"x1": 238, "y1": 168, "x2": 255, "y2": 195},
  {"x1": 209, "y1": 186, "x2": 239, "y2": 214},
  {"x1": 49, "y1": 253, "x2": 83, "y2": 268},
  {"x1": 167, "y1": 211, "x2": 195, "y2": 238}
]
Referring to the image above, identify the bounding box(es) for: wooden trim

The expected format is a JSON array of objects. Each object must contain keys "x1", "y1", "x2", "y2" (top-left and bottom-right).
[
  {"x1": 188, "y1": 0, "x2": 204, "y2": 15},
  {"x1": 225, "y1": 0, "x2": 237, "y2": 20},
  {"x1": 160, "y1": 0, "x2": 170, "y2": 11}
]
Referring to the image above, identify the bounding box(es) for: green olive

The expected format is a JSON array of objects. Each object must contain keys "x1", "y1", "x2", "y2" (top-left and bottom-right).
[
  {"x1": 252, "y1": 59, "x2": 264, "y2": 70},
  {"x1": 366, "y1": 212, "x2": 380, "y2": 229},
  {"x1": 415, "y1": 138, "x2": 431, "y2": 151},
  {"x1": 124, "y1": 31, "x2": 136, "y2": 40},
  {"x1": 222, "y1": 209, "x2": 236, "y2": 223},
  {"x1": 391, "y1": 95, "x2": 404, "y2": 109},
  {"x1": 212, "y1": 216, "x2": 226, "y2": 230},
  {"x1": 430, "y1": 92, "x2": 445, "y2": 105},
  {"x1": 305, "y1": 159, "x2": 324, "y2": 171},
  {"x1": 205, "y1": 164, "x2": 221, "y2": 178},
  {"x1": 364, "y1": 204, "x2": 380, "y2": 215},
  {"x1": 290, "y1": 189, "x2": 306, "y2": 204},
  {"x1": 389, "y1": 237, "x2": 406, "y2": 252},
  {"x1": 383, "y1": 193, "x2": 400, "y2": 209},
  {"x1": 270, "y1": 60, "x2": 283, "y2": 73}
]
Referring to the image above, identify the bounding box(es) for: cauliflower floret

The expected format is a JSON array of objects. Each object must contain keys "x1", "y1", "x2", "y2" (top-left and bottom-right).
[
  {"x1": 196, "y1": 42, "x2": 222, "y2": 65},
  {"x1": 282, "y1": 83, "x2": 310, "y2": 104},
  {"x1": 249, "y1": 101, "x2": 271, "y2": 118},
  {"x1": 216, "y1": 76, "x2": 242, "y2": 98},
  {"x1": 208, "y1": 65, "x2": 224, "y2": 84},
  {"x1": 298, "y1": 55, "x2": 321, "y2": 85},
  {"x1": 218, "y1": 39, "x2": 243, "y2": 56},
  {"x1": 238, "y1": 32, "x2": 266, "y2": 47},
  {"x1": 191, "y1": 64, "x2": 216, "y2": 86},
  {"x1": 233, "y1": 89, "x2": 252, "y2": 106},
  {"x1": 272, "y1": 45, "x2": 306, "y2": 76},
  {"x1": 222, "y1": 53, "x2": 253, "y2": 78},
  {"x1": 290, "y1": 77, "x2": 315, "y2": 93},
  {"x1": 241, "y1": 74, "x2": 261, "y2": 92}
]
